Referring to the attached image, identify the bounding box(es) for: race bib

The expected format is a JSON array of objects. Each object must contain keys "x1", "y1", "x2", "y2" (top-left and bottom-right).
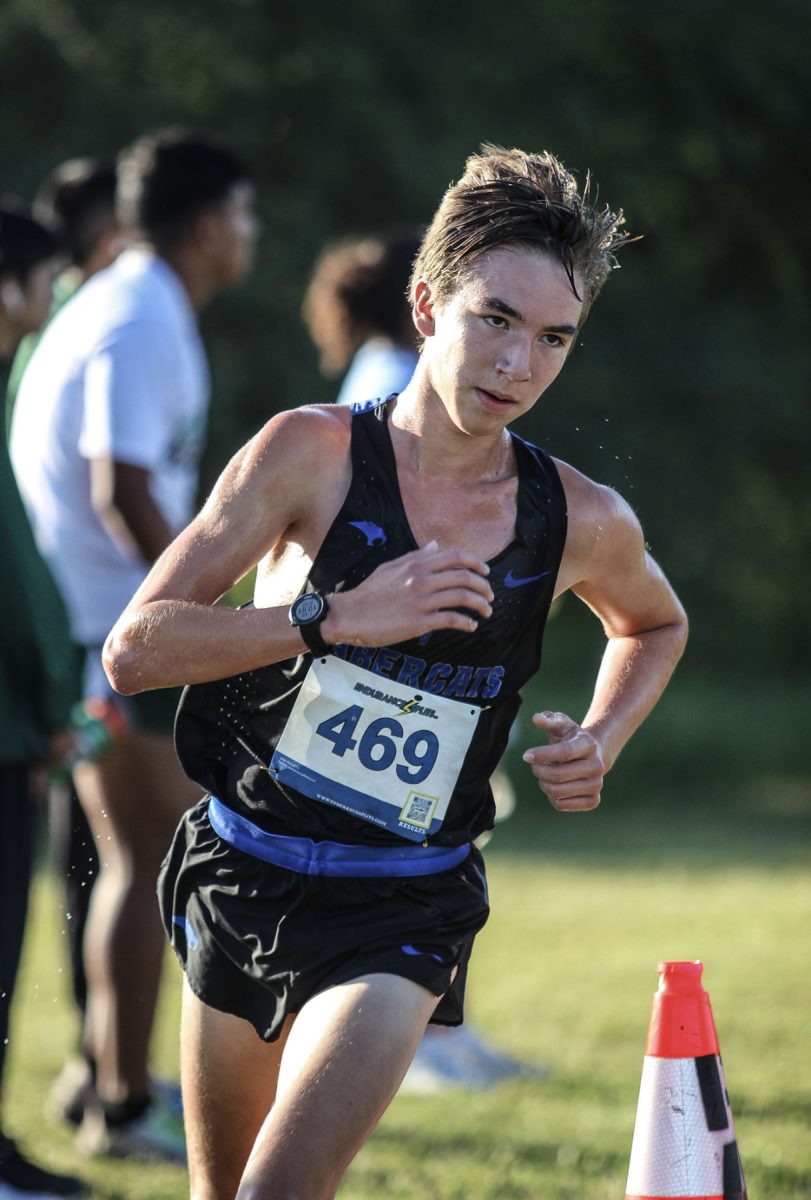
[{"x1": 269, "y1": 655, "x2": 480, "y2": 842}]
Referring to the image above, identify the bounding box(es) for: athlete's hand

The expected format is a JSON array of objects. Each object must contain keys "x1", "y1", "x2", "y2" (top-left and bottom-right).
[
  {"x1": 522, "y1": 711, "x2": 605, "y2": 812},
  {"x1": 323, "y1": 540, "x2": 493, "y2": 647}
]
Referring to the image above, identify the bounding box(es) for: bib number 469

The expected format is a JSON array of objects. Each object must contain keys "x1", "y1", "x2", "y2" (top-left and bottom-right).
[{"x1": 315, "y1": 704, "x2": 439, "y2": 785}]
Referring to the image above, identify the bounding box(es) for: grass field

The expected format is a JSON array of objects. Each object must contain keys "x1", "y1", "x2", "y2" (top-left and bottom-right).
[{"x1": 5, "y1": 675, "x2": 811, "y2": 1198}]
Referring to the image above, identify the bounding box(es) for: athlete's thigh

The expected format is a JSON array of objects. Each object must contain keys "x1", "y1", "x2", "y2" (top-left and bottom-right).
[
  {"x1": 181, "y1": 979, "x2": 292, "y2": 1200},
  {"x1": 238, "y1": 972, "x2": 439, "y2": 1200}
]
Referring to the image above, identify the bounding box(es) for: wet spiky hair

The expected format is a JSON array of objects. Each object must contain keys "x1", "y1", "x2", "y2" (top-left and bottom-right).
[{"x1": 410, "y1": 144, "x2": 632, "y2": 323}]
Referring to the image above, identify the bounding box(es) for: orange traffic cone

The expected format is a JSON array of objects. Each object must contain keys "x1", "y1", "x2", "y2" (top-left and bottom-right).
[{"x1": 625, "y1": 961, "x2": 746, "y2": 1200}]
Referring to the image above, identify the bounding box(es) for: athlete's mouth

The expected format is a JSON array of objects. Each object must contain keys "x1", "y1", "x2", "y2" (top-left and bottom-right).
[{"x1": 476, "y1": 388, "x2": 517, "y2": 409}]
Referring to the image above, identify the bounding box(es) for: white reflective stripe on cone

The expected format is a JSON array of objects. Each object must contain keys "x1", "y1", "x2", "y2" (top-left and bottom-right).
[{"x1": 625, "y1": 1055, "x2": 738, "y2": 1198}]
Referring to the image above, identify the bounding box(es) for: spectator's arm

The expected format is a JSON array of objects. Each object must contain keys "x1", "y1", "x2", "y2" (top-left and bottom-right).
[{"x1": 89, "y1": 458, "x2": 174, "y2": 564}]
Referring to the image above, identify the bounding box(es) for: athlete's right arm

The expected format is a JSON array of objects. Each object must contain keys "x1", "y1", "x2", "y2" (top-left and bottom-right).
[{"x1": 104, "y1": 408, "x2": 493, "y2": 694}]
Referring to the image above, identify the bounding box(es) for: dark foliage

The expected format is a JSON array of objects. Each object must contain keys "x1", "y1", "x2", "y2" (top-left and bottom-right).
[{"x1": 2, "y1": 0, "x2": 808, "y2": 675}]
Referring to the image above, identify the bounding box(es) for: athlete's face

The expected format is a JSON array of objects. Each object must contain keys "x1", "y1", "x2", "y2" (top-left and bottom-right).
[{"x1": 416, "y1": 245, "x2": 583, "y2": 436}]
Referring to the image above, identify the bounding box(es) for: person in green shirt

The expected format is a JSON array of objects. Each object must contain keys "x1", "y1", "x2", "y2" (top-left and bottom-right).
[
  {"x1": 0, "y1": 204, "x2": 86, "y2": 1199},
  {"x1": 5, "y1": 162, "x2": 123, "y2": 1142}
]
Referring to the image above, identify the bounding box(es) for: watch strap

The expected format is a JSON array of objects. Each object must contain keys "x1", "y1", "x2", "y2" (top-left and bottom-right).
[{"x1": 298, "y1": 616, "x2": 331, "y2": 658}]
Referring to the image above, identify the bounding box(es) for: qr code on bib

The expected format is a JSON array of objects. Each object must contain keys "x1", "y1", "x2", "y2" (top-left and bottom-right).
[{"x1": 400, "y1": 792, "x2": 437, "y2": 829}]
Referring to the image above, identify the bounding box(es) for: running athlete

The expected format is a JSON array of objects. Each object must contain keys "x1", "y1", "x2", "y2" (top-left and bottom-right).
[{"x1": 104, "y1": 145, "x2": 688, "y2": 1199}]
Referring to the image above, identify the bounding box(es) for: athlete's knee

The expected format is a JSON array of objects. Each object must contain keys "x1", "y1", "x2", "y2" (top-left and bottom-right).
[
  {"x1": 236, "y1": 1159, "x2": 337, "y2": 1200},
  {"x1": 236, "y1": 1182, "x2": 324, "y2": 1200},
  {"x1": 190, "y1": 1186, "x2": 232, "y2": 1200}
]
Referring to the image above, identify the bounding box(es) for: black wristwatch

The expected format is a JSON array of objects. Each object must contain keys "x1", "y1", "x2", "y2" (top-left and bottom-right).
[{"x1": 289, "y1": 590, "x2": 331, "y2": 657}]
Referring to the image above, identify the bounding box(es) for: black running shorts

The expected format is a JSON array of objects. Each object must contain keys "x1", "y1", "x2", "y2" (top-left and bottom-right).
[{"x1": 158, "y1": 797, "x2": 490, "y2": 1042}]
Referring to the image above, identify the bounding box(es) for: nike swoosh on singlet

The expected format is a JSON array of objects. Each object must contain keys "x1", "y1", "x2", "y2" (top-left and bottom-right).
[
  {"x1": 401, "y1": 944, "x2": 447, "y2": 965},
  {"x1": 348, "y1": 520, "x2": 388, "y2": 546},
  {"x1": 172, "y1": 915, "x2": 199, "y2": 950},
  {"x1": 503, "y1": 569, "x2": 551, "y2": 589}
]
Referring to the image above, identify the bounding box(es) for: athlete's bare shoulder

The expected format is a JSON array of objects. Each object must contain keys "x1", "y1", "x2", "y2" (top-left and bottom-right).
[
  {"x1": 219, "y1": 403, "x2": 351, "y2": 513},
  {"x1": 552, "y1": 457, "x2": 644, "y2": 596},
  {"x1": 250, "y1": 402, "x2": 350, "y2": 467}
]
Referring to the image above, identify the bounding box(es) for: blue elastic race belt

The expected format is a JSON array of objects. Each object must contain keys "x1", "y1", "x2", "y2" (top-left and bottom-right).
[{"x1": 207, "y1": 796, "x2": 470, "y2": 879}]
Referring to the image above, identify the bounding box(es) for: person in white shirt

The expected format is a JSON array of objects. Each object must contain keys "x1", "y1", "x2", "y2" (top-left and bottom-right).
[{"x1": 11, "y1": 128, "x2": 258, "y2": 1160}]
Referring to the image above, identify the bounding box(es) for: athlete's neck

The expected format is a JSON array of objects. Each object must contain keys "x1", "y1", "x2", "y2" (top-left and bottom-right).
[{"x1": 390, "y1": 384, "x2": 513, "y2": 484}]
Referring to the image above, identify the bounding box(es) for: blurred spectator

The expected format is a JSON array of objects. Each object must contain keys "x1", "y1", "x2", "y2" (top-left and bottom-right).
[
  {"x1": 1, "y1": 203, "x2": 87, "y2": 1199},
  {"x1": 304, "y1": 229, "x2": 535, "y2": 1092},
  {"x1": 6, "y1": 157, "x2": 122, "y2": 417},
  {"x1": 7, "y1": 161, "x2": 122, "y2": 1114},
  {"x1": 10, "y1": 129, "x2": 258, "y2": 1160},
  {"x1": 303, "y1": 230, "x2": 421, "y2": 406},
  {"x1": 0, "y1": 207, "x2": 55, "y2": 359}
]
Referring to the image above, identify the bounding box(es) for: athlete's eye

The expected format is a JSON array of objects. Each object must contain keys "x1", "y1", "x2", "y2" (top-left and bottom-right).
[
  {"x1": 484, "y1": 314, "x2": 508, "y2": 328},
  {"x1": 541, "y1": 333, "x2": 564, "y2": 348}
]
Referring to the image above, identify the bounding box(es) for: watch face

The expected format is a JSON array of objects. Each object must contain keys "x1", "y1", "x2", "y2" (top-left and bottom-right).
[{"x1": 293, "y1": 593, "x2": 325, "y2": 625}]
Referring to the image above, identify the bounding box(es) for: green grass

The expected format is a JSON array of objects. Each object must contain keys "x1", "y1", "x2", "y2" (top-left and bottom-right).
[{"x1": 5, "y1": 674, "x2": 811, "y2": 1198}]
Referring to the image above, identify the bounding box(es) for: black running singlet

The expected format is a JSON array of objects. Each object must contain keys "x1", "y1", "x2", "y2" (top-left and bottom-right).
[{"x1": 174, "y1": 397, "x2": 567, "y2": 846}]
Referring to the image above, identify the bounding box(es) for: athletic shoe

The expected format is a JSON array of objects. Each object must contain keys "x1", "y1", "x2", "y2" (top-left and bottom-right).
[
  {"x1": 400, "y1": 1025, "x2": 549, "y2": 1094},
  {"x1": 152, "y1": 1079, "x2": 183, "y2": 1120},
  {"x1": 75, "y1": 1089, "x2": 185, "y2": 1162},
  {"x1": 0, "y1": 1134, "x2": 88, "y2": 1198},
  {"x1": 48, "y1": 1060, "x2": 182, "y2": 1128},
  {"x1": 46, "y1": 1060, "x2": 94, "y2": 1127}
]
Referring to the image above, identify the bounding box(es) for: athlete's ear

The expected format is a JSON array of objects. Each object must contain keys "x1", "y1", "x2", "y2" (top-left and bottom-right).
[{"x1": 412, "y1": 280, "x2": 436, "y2": 338}]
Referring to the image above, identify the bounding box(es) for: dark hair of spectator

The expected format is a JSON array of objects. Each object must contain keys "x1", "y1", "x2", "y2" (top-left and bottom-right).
[
  {"x1": 303, "y1": 231, "x2": 421, "y2": 376},
  {"x1": 116, "y1": 128, "x2": 250, "y2": 251},
  {"x1": 0, "y1": 203, "x2": 60, "y2": 284},
  {"x1": 33, "y1": 159, "x2": 117, "y2": 269}
]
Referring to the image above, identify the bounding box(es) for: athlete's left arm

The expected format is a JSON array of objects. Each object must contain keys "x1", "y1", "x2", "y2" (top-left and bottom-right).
[{"x1": 522, "y1": 465, "x2": 688, "y2": 812}]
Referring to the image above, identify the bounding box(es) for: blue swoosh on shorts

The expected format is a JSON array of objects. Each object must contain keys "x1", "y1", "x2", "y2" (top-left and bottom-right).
[
  {"x1": 172, "y1": 915, "x2": 199, "y2": 950},
  {"x1": 503, "y1": 569, "x2": 550, "y2": 589},
  {"x1": 401, "y1": 943, "x2": 447, "y2": 965}
]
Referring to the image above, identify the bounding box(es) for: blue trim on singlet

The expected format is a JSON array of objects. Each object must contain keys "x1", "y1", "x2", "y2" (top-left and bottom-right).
[{"x1": 207, "y1": 796, "x2": 470, "y2": 878}]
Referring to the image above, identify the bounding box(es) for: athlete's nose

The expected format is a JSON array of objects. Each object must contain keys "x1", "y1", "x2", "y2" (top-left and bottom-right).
[{"x1": 496, "y1": 336, "x2": 532, "y2": 382}]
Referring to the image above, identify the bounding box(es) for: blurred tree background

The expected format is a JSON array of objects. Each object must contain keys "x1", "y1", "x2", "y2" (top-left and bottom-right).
[{"x1": 2, "y1": 0, "x2": 808, "y2": 685}]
